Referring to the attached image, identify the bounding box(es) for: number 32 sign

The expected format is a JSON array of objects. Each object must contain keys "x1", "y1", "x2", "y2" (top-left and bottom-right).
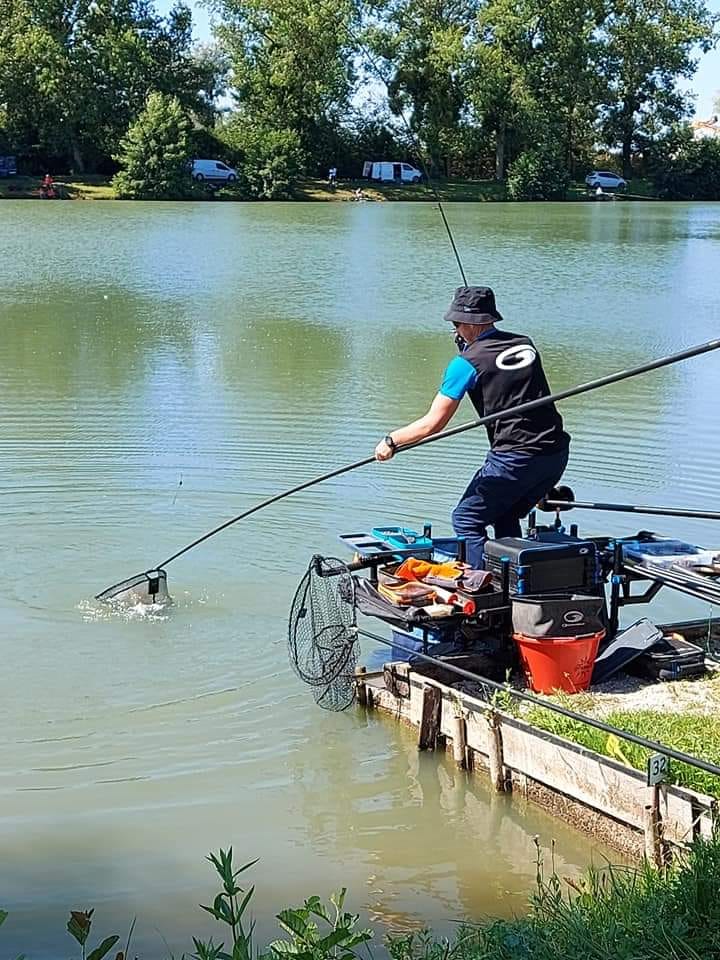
[{"x1": 647, "y1": 753, "x2": 670, "y2": 786}]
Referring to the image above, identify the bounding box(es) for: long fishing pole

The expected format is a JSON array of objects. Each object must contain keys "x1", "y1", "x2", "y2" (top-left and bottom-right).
[{"x1": 97, "y1": 338, "x2": 720, "y2": 597}]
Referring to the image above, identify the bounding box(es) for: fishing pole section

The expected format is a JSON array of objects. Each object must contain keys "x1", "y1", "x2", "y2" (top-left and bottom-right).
[{"x1": 96, "y1": 338, "x2": 720, "y2": 603}]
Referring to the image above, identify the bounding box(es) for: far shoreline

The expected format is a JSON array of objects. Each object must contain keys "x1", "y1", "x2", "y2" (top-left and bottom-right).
[{"x1": 0, "y1": 175, "x2": 660, "y2": 203}]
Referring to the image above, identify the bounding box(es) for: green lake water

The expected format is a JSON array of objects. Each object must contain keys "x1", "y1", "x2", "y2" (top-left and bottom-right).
[{"x1": 0, "y1": 199, "x2": 718, "y2": 956}]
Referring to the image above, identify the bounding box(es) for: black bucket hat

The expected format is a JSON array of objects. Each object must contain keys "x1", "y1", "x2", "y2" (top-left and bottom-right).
[{"x1": 444, "y1": 286, "x2": 503, "y2": 325}]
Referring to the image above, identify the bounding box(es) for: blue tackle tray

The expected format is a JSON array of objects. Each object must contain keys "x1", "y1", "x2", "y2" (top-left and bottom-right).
[
  {"x1": 338, "y1": 525, "x2": 466, "y2": 560},
  {"x1": 339, "y1": 525, "x2": 434, "y2": 558},
  {"x1": 370, "y1": 526, "x2": 434, "y2": 551}
]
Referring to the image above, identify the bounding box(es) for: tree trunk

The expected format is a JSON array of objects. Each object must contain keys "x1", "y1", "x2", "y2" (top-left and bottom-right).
[
  {"x1": 495, "y1": 121, "x2": 506, "y2": 181},
  {"x1": 622, "y1": 131, "x2": 632, "y2": 180},
  {"x1": 621, "y1": 99, "x2": 635, "y2": 180},
  {"x1": 71, "y1": 139, "x2": 85, "y2": 175}
]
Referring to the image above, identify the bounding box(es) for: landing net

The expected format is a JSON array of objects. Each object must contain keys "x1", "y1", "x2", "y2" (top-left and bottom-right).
[
  {"x1": 95, "y1": 569, "x2": 170, "y2": 604},
  {"x1": 288, "y1": 555, "x2": 358, "y2": 711}
]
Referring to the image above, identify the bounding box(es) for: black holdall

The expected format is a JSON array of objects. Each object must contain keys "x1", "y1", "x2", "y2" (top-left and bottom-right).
[{"x1": 512, "y1": 594, "x2": 606, "y2": 639}]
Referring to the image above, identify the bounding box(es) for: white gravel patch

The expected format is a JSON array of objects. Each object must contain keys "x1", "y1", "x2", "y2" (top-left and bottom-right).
[{"x1": 561, "y1": 666, "x2": 720, "y2": 717}]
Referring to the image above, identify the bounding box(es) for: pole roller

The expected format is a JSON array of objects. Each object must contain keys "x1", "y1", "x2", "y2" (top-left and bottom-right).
[{"x1": 543, "y1": 499, "x2": 720, "y2": 522}]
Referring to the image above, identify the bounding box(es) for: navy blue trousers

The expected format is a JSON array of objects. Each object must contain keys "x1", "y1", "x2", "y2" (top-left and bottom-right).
[{"x1": 451, "y1": 447, "x2": 570, "y2": 569}]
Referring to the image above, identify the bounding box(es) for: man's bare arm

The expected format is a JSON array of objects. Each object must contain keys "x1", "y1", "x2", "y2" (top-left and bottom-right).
[{"x1": 375, "y1": 393, "x2": 460, "y2": 461}]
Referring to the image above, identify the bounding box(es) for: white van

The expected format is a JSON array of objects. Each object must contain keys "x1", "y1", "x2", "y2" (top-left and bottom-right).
[
  {"x1": 363, "y1": 161, "x2": 423, "y2": 184},
  {"x1": 191, "y1": 159, "x2": 238, "y2": 183}
]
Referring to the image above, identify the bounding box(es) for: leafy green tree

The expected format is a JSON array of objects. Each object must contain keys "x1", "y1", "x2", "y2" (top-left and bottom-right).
[
  {"x1": 113, "y1": 92, "x2": 192, "y2": 199},
  {"x1": 468, "y1": 0, "x2": 602, "y2": 180},
  {"x1": 221, "y1": 119, "x2": 304, "y2": 197},
  {"x1": 364, "y1": 0, "x2": 475, "y2": 174},
  {"x1": 213, "y1": 0, "x2": 358, "y2": 171},
  {"x1": 467, "y1": 0, "x2": 538, "y2": 181},
  {"x1": 506, "y1": 143, "x2": 569, "y2": 198},
  {"x1": 650, "y1": 125, "x2": 720, "y2": 198},
  {"x1": 597, "y1": 0, "x2": 718, "y2": 179},
  {"x1": 0, "y1": 0, "x2": 216, "y2": 171},
  {"x1": 526, "y1": 0, "x2": 604, "y2": 175}
]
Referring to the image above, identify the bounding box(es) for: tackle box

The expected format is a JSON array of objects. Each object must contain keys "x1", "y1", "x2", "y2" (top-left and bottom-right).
[
  {"x1": 628, "y1": 632, "x2": 706, "y2": 682},
  {"x1": 621, "y1": 538, "x2": 717, "y2": 570},
  {"x1": 483, "y1": 534, "x2": 599, "y2": 594}
]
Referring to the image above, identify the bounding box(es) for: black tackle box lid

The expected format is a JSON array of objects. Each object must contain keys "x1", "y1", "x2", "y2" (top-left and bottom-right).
[
  {"x1": 629, "y1": 633, "x2": 706, "y2": 682},
  {"x1": 484, "y1": 535, "x2": 597, "y2": 564}
]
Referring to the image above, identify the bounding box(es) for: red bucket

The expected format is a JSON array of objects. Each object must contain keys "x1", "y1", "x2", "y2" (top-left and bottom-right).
[{"x1": 513, "y1": 630, "x2": 604, "y2": 694}]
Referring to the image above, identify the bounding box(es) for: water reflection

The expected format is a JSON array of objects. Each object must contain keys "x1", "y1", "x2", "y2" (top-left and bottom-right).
[{"x1": 288, "y1": 713, "x2": 609, "y2": 930}]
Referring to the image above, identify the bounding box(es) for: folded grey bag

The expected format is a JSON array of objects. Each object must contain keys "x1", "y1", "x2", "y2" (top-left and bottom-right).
[{"x1": 512, "y1": 593, "x2": 605, "y2": 638}]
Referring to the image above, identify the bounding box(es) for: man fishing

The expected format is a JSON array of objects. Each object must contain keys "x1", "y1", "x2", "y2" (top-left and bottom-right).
[{"x1": 374, "y1": 286, "x2": 570, "y2": 568}]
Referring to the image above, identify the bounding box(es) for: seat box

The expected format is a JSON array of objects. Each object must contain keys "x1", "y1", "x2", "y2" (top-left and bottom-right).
[{"x1": 483, "y1": 536, "x2": 598, "y2": 595}]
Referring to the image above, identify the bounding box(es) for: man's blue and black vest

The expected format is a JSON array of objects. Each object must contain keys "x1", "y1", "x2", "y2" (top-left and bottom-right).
[{"x1": 460, "y1": 329, "x2": 569, "y2": 455}]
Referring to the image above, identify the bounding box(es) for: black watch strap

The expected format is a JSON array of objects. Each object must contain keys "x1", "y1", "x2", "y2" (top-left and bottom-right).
[{"x1": 383, "y1": 435, "x2": 397, "y2": 451}]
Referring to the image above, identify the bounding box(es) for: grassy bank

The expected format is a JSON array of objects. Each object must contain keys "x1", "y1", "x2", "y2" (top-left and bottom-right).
[
  {"x1": 293, "y1": 177, "x2": 510, "y2": 201},
  {"x1": 1, "y1": 175, "x2": 658, "y2": 202},
  {"x1": 2, "y1": 836, "x2": 720, "y2": 959},
  {"x1": 0, "y1": 175, "x2": 115, "y2": 200},
  {"x1": 525, "y1": 703, "x2": 720, "y2": 799}
]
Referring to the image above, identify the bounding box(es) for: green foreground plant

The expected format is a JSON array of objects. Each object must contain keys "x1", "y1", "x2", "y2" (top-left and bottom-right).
[
  {"x1": 66, "y1": 909, "x2": 121, "y2": 960},
  {"x1": 193, "y1": 848, "x2": 372, "y2": 960},
  {"x1": 270, "y1": 888, "x2": 373, "y2": 960},
  {"x1": 386, "y1": 834, "x2": 720, "y2": 960},
  {"x1": 194, "y1": 848, "x2": 258, "y2": 960}
]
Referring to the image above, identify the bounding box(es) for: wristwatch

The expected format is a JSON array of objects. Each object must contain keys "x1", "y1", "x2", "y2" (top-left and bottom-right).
[{"x1": 383, "y1": 435, "x2": 397, "y2": 451}]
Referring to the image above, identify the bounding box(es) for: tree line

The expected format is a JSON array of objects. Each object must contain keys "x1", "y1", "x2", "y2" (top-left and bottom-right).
[{"x1": 1, "y1": 0, "x2": 718, "y2": 199}]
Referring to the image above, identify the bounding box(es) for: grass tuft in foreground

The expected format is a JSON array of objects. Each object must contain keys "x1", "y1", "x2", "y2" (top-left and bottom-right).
[{"x1": 387, "y1": 835, "x2": 720, "y2": 960}]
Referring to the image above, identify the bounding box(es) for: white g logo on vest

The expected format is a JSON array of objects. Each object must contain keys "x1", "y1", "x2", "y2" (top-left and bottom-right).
[{"x1": 496, "y1": 344, "x2": 537, "y2": 370}]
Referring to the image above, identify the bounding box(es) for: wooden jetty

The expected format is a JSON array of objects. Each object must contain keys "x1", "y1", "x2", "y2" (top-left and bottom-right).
[{"x1": 356, "y1": 648, "x2": 717, "y2": 865}]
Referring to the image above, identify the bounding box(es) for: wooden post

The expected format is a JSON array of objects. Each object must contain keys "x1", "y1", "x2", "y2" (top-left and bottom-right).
[
  {"x1": 487, "y1": 711, "x2": 508, "y2": 793},
  {"x1": 355, "y1": 666, "x2": 367, "y2": 707},
  {"x1": 418, "y1": 684, "x2": 442, "y2": 751},
  {"x1": 644, "y1": 785, "x2": 664, "y2": 868},
  {"x1": 452, "y1": 712, "x2": 467, "y2": 770}
]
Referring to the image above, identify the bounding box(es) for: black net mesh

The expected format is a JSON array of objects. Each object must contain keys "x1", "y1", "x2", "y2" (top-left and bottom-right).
[
  {"x1": 95, "y1": 569, "x2": 170, "y2": 604},
  {"x1": 288, "y1": 555, "x2": 359, "y2": 711}
]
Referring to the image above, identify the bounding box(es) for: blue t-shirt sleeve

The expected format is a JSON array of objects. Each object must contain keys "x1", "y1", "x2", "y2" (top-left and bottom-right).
[{"x1": 439, "y1": 356, "x2": 477, "y2": 400}]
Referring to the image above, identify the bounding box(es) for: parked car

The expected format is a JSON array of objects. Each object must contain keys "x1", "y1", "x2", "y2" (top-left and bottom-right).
[
  {"x1": 362, "y1": 161, "x2": 424, "y2": 184},
  {"x1": 191, "y1": 159, "x2": 238, "y2": 183},
  {"x1": 585, "y1": 170, "x2": 627, "y2": 190},
  {"x1": 0, "y1": 156, "x2": 17, "y2": 177}
]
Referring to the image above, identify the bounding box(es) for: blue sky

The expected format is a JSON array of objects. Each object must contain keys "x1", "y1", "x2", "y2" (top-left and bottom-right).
[{"x1": 160, "y1": 0, "x2": 720, "y2": 119}]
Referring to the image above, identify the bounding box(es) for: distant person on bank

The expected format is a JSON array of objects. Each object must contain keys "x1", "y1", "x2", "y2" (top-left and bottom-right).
[
  {"x1": 373, "y1": 286, "x2": 570, "y2": 567},
  {"x1": 41, "y1": 173, "x2": 55, "y2": 199}
]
